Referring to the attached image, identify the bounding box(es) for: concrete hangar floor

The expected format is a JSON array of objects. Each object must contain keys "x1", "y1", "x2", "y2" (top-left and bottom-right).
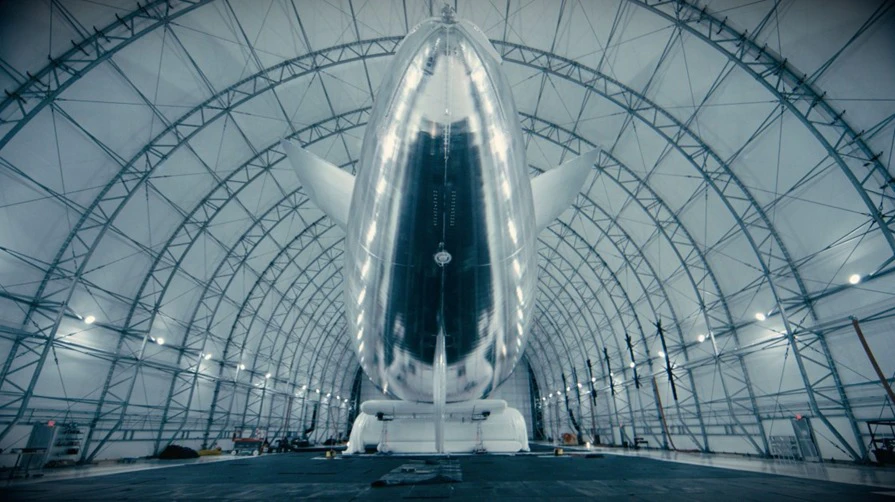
[{"x1": 4, "y1": 445, "x2": 895, "y2": 501}]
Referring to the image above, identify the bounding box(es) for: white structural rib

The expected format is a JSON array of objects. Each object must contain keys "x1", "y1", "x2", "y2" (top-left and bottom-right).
[
  {"x1": 531, "y1": 148, "x2": 600, "y2": 233},
  {"x1": 281, "y1": 139, "x2": 355, "y2": 229}
]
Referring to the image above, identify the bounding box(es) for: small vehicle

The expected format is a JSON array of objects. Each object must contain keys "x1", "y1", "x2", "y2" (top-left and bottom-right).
[
  {"x1": 291, "y1": 437, "x2": 311, "y2": 448},
  {"x1": 231, "y1": 438, "x2": 264, "y2": 456}
]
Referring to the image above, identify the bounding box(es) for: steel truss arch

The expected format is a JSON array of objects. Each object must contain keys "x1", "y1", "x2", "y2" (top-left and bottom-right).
[
  {"x1": 628, "y1": 0, "x2": 895, "y2": 255},
  {"x1": 0, "y1": 0, "x2": 215, "y2": 151},
  {"x1": 62, "y1": 105, "x2": 695, "y2": 452},
  {"x1": 0, "y1": 5, "x2": 885, "y2": 460},
  {"x1": 492, "y1": 40, "x2": 867, "y2": 460},
  {"x1": 0, "y1": 38, "x2": 399, "y2": 444},
  {"x1": 184, "y1": 173, "x2": 662, "y2": 449},
  {"x1": 204, "y1": 220, "x2": 340, "y2": 446},
  {"x1": 524, "y1": 115, "x2": 771, "y2": 454}
]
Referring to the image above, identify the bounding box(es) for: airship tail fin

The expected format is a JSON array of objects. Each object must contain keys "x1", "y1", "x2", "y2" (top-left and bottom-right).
[
  {"x1": 281, "y1": 139, "x2": 355, "y2": 229},
  {"x1": 531, "y1": 148, "x2": 600, "y2": 232}
]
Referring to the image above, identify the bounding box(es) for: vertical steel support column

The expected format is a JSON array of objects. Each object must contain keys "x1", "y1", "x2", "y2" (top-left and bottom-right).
[
  {"x1": 655, "y1": 321, "x2": 678, "y2": 401},
  {"x1": 851, "y1": 317, "x2": 895, "y2": 407},
  {"x1": 651, "y1": 377, "x2": 675, "y2": 450}
]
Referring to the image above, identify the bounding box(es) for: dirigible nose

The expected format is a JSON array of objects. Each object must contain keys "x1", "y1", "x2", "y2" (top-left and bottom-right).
[
  {"x1": 395, "y1": 7, "x2": 502, "y2": 69},
  {"x1": 383, "y1": 12, "x2": 505, "y2": 127}
]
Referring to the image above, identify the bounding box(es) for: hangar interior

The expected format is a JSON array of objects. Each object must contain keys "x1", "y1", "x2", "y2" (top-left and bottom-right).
[{"x1": 0, "y1": 0, "x2": 894, "y2": 498}]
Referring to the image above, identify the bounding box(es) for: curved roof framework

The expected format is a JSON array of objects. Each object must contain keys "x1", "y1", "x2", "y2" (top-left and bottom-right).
[{"x1": 0, "y1": 0, "x2": 893, "y2": 461}]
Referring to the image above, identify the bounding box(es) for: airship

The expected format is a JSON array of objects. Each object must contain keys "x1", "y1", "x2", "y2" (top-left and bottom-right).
[{"x1": 283, "y1": 6, "x2": 596, "y2": 449}]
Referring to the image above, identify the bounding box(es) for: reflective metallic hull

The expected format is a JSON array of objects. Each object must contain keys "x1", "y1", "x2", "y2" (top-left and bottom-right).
[{"x1": 345, "y1": 14, "x2": 536, "y2": 402}]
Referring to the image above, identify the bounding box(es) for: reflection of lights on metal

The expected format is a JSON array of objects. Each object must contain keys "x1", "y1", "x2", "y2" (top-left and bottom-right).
[
  {"x1": 516, "y1": 323, "x2": 524, "y2": 336},
  {"x1": 366, "y1": 221, "x2": 377, "y2": 245},
  {"x1": 501, "y1": 178, "x2": 511, "y2": 198},
  {"x1": 239, "y1": 363, "x2": 246, "y2": 370},
  {"x1": 507, "y1": 219, "x2": 518, "y2": 243},
  {"x1": 470, "y1": 67, "x2": 487, "y2": 89},
  {"x1": 489, "y1": 128, "x2": 508, "y2": 159},
  {"x1": 360, "y1": 258, "x2": 371, "y2": 278},
  {"x1": 516, "y1": 286, "x2": 524, "y2": 303},
  {"x1": 658, "y1": 351, "x2": 666, "y2": 358},
  {"x1": 517, "y1": 309, "x2": 524, "y2": 320},
  {"x1": 359, "y1": 341, "x2": 365, "y2": 352},
  {"x1": 156, "y1": 337, "x2": 165, "y2": 346},
  {"x1": 382, "y1": 131, "x2": 399, "y2": 160},
  {"x1": 755, "y1": 312, "x2": 766, "y2": 321},
  {"x1": 360, "y1": 256, "x2": 370, "y2": 279},
  {"x1": 357, "y1": 288, "x2": 366, "y2": 305},
  {"x1": 265, "y1": 372, "x2": 272, "y2": 379},
  {"x1": 628, "y1": 362, "x2": 635, "y2": 368},
  {"x1": 512, "y1": 258, "x2": 521, "y2": 277},
  {"x1": 697, "y1": 334, "x2": 706, "y2": 343},
  {"x1": 356, "y1": 327, "x2": 364, "y2": 341},
  {"x1": 591, "y1": 377, "x2": 596, "y2": 382},
  {"x1": 375, "y1": 178, "x2": 387, "y2": 194},
  {"x1": 204, "y1": 352, "x2": 212, "y2": 360},
  {"x1": 405, "y1": 65, "x2": 423, "y2": 89},
  {"x1": 848, "y1": 273, "x2": 861, "y2": 285},
  {"x1": 84, "y1": 315, "x2": 96, "y2": 325}
]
